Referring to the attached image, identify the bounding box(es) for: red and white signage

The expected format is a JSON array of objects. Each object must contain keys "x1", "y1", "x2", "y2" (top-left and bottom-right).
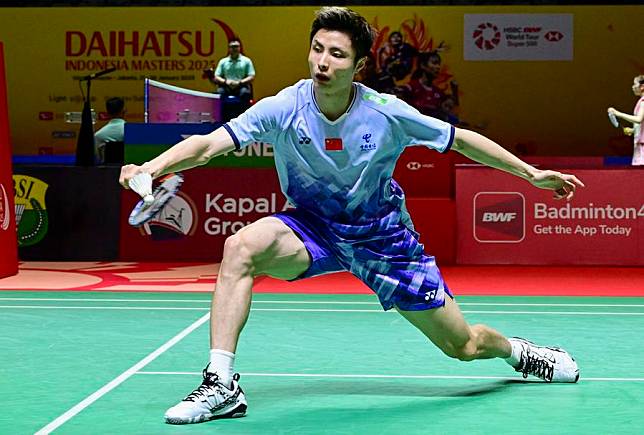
[
  {"x1": 119, "y1": 168, "x2": 287, "y2": 261},
  {"x1": 457, "y1": 168, "x2": 644, "y2": 265},
  {"x1": 393, "y1": 146, "x2": 454, "y2": 198},
  {"x1": 0, "y1": 42, "x2": 17, "y2": 278},
  {"x1": 464, "y1": 14, "x2": 573, "y2": 61}
]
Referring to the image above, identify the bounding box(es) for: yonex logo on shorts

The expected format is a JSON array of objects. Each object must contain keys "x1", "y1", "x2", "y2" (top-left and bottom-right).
[{"x1": 473, "y1": 192, "x2": 525, "y2": 243}]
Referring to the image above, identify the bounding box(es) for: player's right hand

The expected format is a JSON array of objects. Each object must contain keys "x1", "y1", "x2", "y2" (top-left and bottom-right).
[{"x1": 119, "y1": 164, "x2": 145, "y2": 190}]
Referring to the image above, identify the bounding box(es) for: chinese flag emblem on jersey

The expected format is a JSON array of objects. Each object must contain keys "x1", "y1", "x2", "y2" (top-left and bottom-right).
[{"x1": 325, "y1": 138, "x2": 343, "y2": 151}]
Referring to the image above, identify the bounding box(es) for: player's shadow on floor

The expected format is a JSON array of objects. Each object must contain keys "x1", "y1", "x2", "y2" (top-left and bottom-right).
[{"x1": 251, "y1": 379, "x2": 533, "y2": 398}]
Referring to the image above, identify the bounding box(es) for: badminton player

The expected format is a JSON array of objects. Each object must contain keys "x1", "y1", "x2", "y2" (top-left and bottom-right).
[
  {"x1": 608, "y1": 75, "x2": 644, "y2": 166},
  {"x1": 120, "y1": 7, "x2": 583, "y2": 425}
]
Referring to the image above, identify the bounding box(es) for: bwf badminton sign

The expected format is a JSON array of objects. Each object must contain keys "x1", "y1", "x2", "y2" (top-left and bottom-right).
[
  {"x1": 456, "y1": 168, "x2": 644, "y2": 266},
  {"x1": 464, "y1": 14, "x2": 573, "y2": 61}
]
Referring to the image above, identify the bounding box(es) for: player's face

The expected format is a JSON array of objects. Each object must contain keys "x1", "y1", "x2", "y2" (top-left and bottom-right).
[
  {"x1": 309, "y1": 29, "x2": 358, "y2": 92},
  {"x1": 632, "y1": 79, "x2": 643, "y2": 96}
]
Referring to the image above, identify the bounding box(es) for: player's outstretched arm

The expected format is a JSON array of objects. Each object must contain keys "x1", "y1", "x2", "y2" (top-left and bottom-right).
[
  {"x1": 119, "y1": 127, "x2": 235, "y2": 189},
  {"x1": 608, "y1": 107, "x2": 644, "y2": 125},
  {"x1": 451, "y1": 127, "x2": 584, "y2": 201}
]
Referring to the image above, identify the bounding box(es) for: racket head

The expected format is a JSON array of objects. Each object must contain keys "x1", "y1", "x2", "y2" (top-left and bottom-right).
[
  {"x1": 128, "y1": 173, "x2": 184, "y2": 227},
  {"x1": 608, "y1": 112, "x2": 619, "y2": 128}
]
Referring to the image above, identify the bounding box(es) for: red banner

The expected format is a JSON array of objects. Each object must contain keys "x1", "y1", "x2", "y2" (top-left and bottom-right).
[
  {"x1": 456, "y1": 168, "x2": 644, "y2": 265},
  {"x1": 119, "y1": 168, "x2": 285, "y2": 261},
  {"x1": 0, "y1": 42, "x2": 18, "y2": 278},
  {"x1": 393, "y1": 147, "x2": 454, "y2": 198}
]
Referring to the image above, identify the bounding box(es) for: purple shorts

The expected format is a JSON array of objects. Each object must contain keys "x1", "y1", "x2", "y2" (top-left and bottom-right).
[{"x1": 274, "y1": 209, "x2": 453, "y2": 311}]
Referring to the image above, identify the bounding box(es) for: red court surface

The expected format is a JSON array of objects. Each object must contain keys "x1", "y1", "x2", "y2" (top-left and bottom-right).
[{"x1": 0, "y1": 262, "x2": 642, "y2": 297}]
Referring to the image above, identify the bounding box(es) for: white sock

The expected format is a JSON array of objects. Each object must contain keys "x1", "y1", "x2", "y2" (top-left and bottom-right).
[
  {"x1": 504, "y1": 339, "x2": 522, "y2": 367},
  {"x1": 209, "y1": 349, "x2": 235, "y2": 387}
]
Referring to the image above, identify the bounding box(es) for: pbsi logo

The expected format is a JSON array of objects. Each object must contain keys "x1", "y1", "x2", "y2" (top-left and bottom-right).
[
  {"x1": 0, "y1": 183, "x2": 10, "y2": 231},
  {"x1": 474, "y1": 192, "x2": 525, "y2": 243}
]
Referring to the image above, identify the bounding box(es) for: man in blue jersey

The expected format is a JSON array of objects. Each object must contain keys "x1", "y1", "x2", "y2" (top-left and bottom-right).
[{"x1": 120, "y1": 7, "x2": 583, "y2": 425}]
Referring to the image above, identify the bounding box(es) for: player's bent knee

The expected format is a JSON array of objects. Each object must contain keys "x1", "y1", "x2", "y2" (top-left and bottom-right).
[
  {"x1": 222, "y1": 224, "x2": 281, "y2": 269},
  {"x1": 222, "y1": 233, "x2": 256, "y2": 268}
]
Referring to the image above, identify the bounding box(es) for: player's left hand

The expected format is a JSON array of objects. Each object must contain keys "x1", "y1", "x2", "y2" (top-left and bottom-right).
[{"x1": 530, "y1": 169, "x2": 585, "y2": 201}]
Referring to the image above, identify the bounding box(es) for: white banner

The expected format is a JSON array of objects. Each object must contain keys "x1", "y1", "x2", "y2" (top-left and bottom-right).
[{"x1": 464, "y1": 14, "x2": 573, "y2": 61}]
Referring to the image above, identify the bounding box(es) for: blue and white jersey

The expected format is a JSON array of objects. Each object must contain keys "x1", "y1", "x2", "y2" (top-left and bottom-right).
[{"x1": 225, "y1": 79, "x2": 454, "y2": 230}]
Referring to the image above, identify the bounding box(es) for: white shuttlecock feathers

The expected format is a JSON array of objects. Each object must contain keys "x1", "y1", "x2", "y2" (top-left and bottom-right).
[{"x1": 129, "y1": 172, "x2": 155, "y2": 204}]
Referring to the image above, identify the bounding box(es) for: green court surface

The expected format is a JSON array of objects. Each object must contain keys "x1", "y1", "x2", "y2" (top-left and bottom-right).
[{"x1": 1, "y1": 291, "x2": 643, "y2": 434}]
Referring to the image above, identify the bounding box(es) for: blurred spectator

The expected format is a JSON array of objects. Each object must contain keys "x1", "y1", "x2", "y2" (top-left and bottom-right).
[
  {"x1": 94, "y1": 97, "x2": 125, "y2": 164},
  {"x1": 377, "y1": 31, "x2": 417, "y2": 81}
]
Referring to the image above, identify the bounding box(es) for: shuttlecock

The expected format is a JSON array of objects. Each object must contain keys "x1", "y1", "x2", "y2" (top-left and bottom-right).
[{"x1": 129, "y1": 172, "x2": 154, "y2": 204}]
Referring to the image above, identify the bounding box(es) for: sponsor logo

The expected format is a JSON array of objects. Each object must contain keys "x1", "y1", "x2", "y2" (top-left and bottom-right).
[
  {"x1": 141, "y1": 191, "x2": 198, "y2": 241},
  {"x1": 544, "y1": 30, "x2": 564, "y2": 42},
  {"x1": 473, "y1": 192, "x2": 525, "y2": 243},
  {"x1": 0, "y1": 183, "x2": 10, "y2": 231},
  {"x1": 203, "y1": 193, "x2": 292, "y2": 236},
  {"x1": 405, "y1": 161, "x2": 436, "y2": 171},
  {"x1": 424, "y1": 290, "x2": 437, "y2": 302},
  {"x1": 13, "y1": 175, "x2": 49, "y2": 247},
  {"x1": 299, "y1": 136, "x2": 311, "y2": 145},
  {"x1": 360, "y1": 133, "x2": 376, "y2": 151},
  {"x1": 363, "y1": 93, "x2": 389, "y2": 105},
  {"x1": 473, "y1": 22, "x2": 501, "y2": 50},
  {"x1": 39, "y1": 112, "x2": 54, "y2": 121},
  {"x1": 51, "y1": 131, "x2": 76, "y2": 139}
]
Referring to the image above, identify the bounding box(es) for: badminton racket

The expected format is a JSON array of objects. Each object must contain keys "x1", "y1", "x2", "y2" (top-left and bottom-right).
[
  {"x1": 128, "y1": 173, "x2": 184, "y2": 227},
  {"x1": 608, "y1": 111, "x2": 619, "y2": 128}
]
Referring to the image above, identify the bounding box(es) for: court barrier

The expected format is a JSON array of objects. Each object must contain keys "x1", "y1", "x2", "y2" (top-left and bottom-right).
[
  {"x1": 13, "y1": 166, "x2": 121, "y2": 260},
  {"x1": 0, "y1": 42, "x2": 17, "y2": 278}
]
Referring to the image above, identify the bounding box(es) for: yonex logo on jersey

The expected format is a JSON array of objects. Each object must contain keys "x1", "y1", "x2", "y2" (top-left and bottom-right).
[
  {"x1": 299, "y1": 136, "x2": 311, "y2": 145},
  {"x1": 473, "y1": 192, "x2": 525, "y2": 243}
]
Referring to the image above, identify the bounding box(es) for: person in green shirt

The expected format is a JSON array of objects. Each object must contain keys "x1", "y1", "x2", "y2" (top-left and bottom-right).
[
  {"x1": 210, "y1": 39, "x2": 255, "y2": 106},
  {"x1": 94, "y1": 97, "x2": 126, "y2": 165}
]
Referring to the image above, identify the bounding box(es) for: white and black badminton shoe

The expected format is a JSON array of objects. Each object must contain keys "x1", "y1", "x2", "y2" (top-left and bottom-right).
[
  {"x1": 509, "y1": 337, "x2": 580, "y2": 383},
  {"x1": 164, "y1": 367, "x2": 247, "y2": 425}
]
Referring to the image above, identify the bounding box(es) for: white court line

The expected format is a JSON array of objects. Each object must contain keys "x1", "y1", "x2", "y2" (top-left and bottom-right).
[
  {"x1": 0, "y1": 305, "x2": 208, "y2": 311},
  {"x1": 135, "y1": 371, "x2": 644, "y2": 382},
  {"x1": 3, "y1": 305, "x2": 644, "y2": 316},
  {"x1": 34, "y1": 312, "x2": 210, "y2": 435},
  {"x1": 2, "y1": 297, "x2": 644, "y2": 308}
]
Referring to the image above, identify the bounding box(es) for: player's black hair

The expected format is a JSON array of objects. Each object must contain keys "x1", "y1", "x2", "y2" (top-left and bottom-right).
[{"x1": 310, "y1": 7, "x2": 375, "y2": 64}]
